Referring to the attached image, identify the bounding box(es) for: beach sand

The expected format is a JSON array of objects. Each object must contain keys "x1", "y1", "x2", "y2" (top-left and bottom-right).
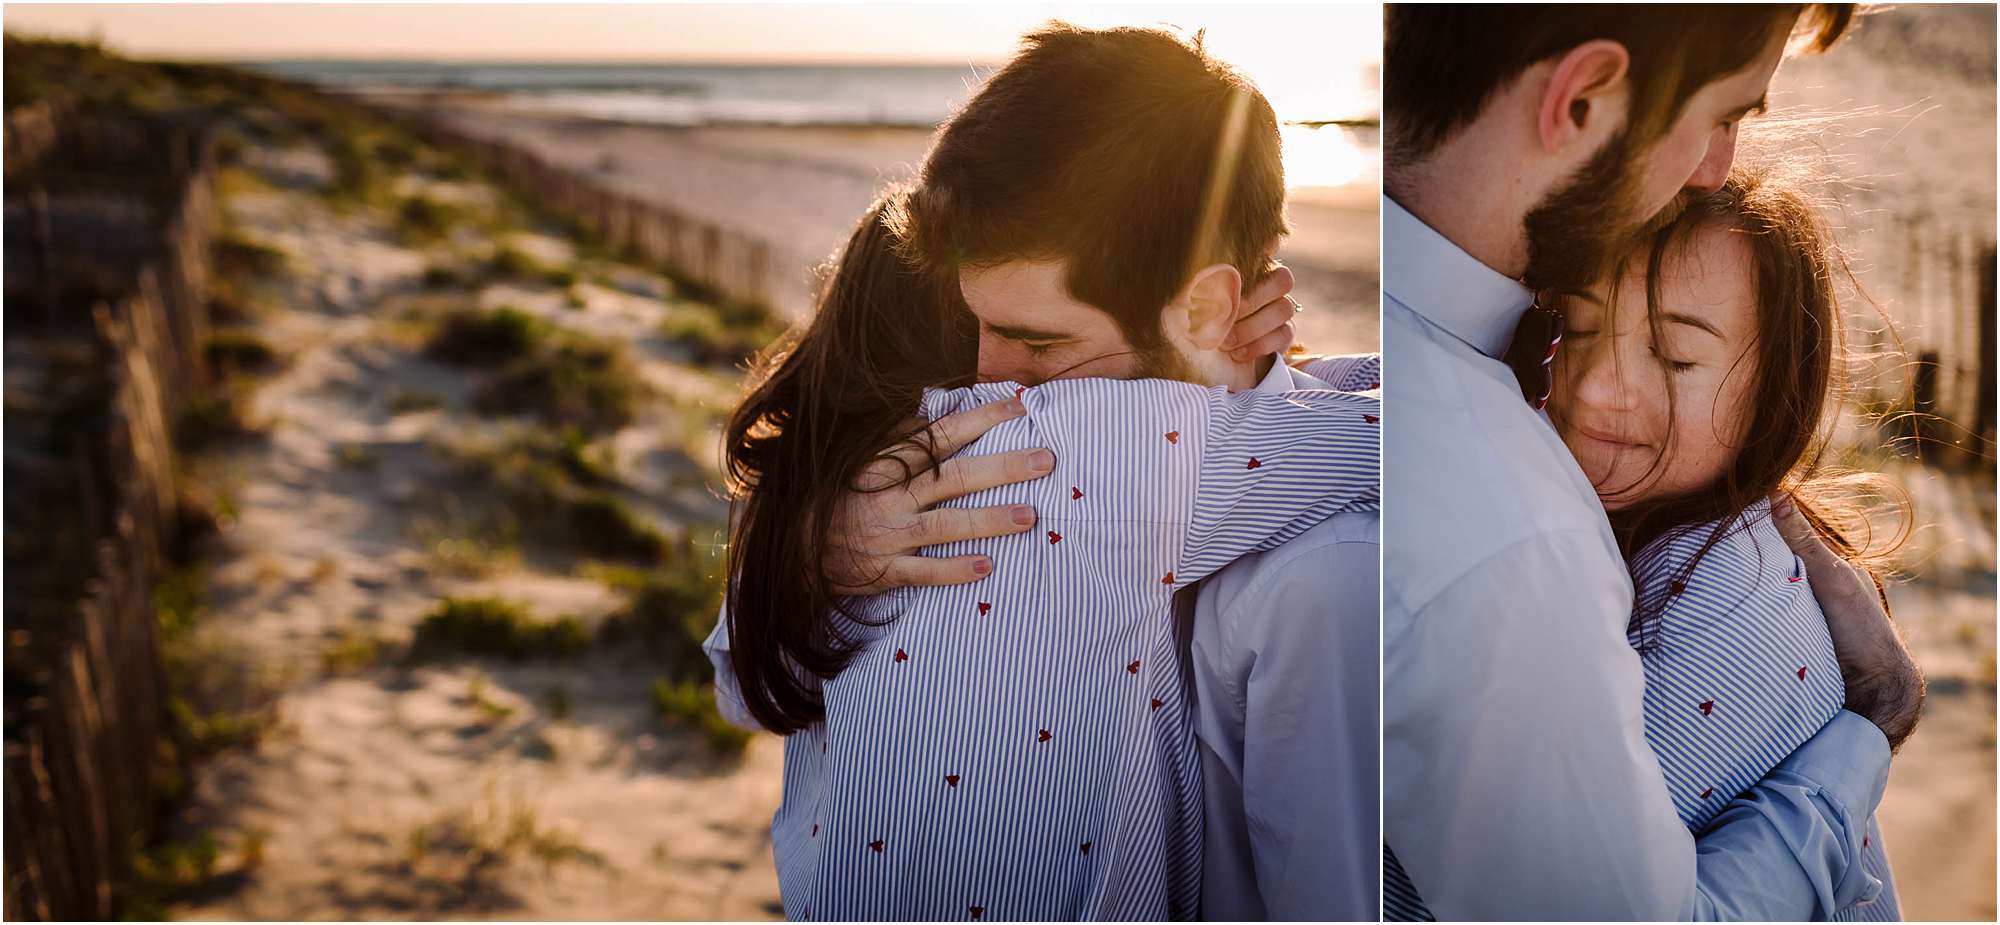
[{"x1": 164, "y1": 137, "x2": 786, "y2": 920}]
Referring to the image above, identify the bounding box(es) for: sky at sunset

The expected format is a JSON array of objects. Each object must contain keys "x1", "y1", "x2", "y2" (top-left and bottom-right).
[
  {"x1": 1, "y1": 4, "x2": 1379, "y2": 72},
  {"x1": 4, "y1": 3, "x2": 1381, "y2": 182}
]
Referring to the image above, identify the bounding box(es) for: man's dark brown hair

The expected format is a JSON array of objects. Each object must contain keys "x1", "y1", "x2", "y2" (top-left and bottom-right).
[
  {"x1": 1384, "y1": 4, "x2": 1854, "y2": 164},
  {"x1": 894, "y1": 22, "x2": 1287, "y2": 353}
]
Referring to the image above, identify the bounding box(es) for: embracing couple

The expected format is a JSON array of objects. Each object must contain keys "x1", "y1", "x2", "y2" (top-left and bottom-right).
[
  {"x1": 1382, "y1": 4, "x2": 1925, "y2": 921},
  {"x1": 703, "y1": 24, "x2": 1379, "y2": 922}
]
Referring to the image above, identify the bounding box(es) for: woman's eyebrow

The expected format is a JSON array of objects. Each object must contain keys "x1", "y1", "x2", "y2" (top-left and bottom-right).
[{"x1": 1663, "y1": 311, "x2": 1725, "y2": 339}]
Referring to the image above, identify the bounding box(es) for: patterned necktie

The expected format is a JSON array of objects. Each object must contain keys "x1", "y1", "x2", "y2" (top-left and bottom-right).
[{"x1": 1503, "y1": 303, "x2": 1564, "y2": 410}]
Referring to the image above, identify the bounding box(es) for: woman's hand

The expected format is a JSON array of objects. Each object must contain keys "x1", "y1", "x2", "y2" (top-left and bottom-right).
[
  {"x1": 826, "y1": 396, "x2": 1054, "y2": 596},
  {"x1": 1772, "y1": 495, "x2": 1925, "y2": 751},
  {"x1": 1223, "y1": 264, "x2": 1301, "y2": 363}
]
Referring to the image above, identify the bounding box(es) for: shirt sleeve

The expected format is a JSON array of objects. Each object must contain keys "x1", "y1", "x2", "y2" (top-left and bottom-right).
[
  {"x1": 1193, "y1": 516, "x2": 1379, "y2": 922},
  {"x1": 1384, "y1": 530, "x2": 1890, "y2": 921},
  {"x1": 1293, "y1": 353, "x2": 1381, "y2": 391},
  {"x1": 700, "y1": 605, "x2": 764, "y2": 732},
  {"x1": 1175, "y1": 387, "x2": 1379, "y2": 585}
]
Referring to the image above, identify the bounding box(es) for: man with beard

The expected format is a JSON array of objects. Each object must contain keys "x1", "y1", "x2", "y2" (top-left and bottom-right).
[{"x1": 1381, "y1": 5, "x2": 1924, "y2": 920}]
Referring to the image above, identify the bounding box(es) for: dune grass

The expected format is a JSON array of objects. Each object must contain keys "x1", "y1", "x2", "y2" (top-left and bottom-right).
[
  {"x1": 421, "y1": 305, "x2": 644, "y2": 433},
  {"x1": 410, "y1": 597, "x2": 591, "y2": 662}
]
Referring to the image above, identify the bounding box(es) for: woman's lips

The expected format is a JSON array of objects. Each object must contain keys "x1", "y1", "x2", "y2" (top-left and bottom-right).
[{"x1": 1572, "y1": 423, "x2": 1650, "y2": 450}]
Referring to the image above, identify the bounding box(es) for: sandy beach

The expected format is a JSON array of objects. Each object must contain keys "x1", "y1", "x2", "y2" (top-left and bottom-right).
[{"x1": 152, "y1": 126, "x2": 788, "y2": 918}]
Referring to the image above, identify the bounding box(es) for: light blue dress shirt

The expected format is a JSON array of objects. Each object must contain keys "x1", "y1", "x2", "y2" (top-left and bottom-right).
[
  {"x1": 1380, "y1": 194, "x2": 1891, "y2": 921},
  {"x1": 1191, "y1": 357, "x2": 1381, "y2": 922}
]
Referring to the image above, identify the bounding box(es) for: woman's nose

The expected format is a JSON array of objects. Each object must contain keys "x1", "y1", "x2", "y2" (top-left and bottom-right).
[{"x1": 1569, "y1": 338, "x2": 1643, "y2": 412}]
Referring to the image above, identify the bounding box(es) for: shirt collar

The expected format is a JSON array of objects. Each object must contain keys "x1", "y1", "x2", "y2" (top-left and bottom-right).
[
  {"x1": 1382, "y1": 194, "x2": 1534, "y2": 359},
  {"x1": 1250, "y1": 355, "x2": 1328, "y2": 393}
]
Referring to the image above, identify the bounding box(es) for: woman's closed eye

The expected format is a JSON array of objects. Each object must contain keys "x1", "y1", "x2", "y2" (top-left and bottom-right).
[{"x1": 1648, "y1": 343, "x2": 1698, "y2": 373}]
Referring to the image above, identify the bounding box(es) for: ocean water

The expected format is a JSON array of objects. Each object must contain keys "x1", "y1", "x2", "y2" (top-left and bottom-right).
[
  {"x1": 252, "y1": 58, "x2": 1378, "y2": 189},
  {"x1": 245, "y1": 60, "x2": 991, "y2": 128}
]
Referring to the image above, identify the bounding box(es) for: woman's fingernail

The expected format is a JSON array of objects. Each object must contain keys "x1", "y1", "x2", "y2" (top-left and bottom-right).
[
  {"x1": 1010, "y1": 506, "x2": 1035, "y2": 525},
  {"x1": 1029, "y1": 449, "x2": 1055, "y2": 472},
  {"x1": 973, "y1": 558, "x2": 993, "y2": 575}
]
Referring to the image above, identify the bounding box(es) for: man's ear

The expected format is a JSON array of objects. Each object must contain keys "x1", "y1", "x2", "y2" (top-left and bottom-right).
[
  {"x1": 1177, "y1": 263, "x2": 1244, "y2": 351},
  {"x1": 1538, "y1": 39, "x2": 1630, "y2": 154}
]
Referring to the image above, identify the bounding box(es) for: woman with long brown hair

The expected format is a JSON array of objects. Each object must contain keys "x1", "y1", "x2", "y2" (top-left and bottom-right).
[
  {"x1": 703, "y1": 186, "x2": 1380, "y2": 919},
  {"x1": 1540, "y1": 167, "x2": 1907, "y2": 921}
]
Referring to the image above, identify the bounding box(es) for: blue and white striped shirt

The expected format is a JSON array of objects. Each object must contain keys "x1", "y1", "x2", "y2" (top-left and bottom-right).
[
  {"x1": 1385, "y1": 499, "x2": 1899, "y2": 921},
  {"x1": 1627, "y1": 501, "x2": 1899, "y2": 922},
  {"x1": 709, "y1": 373, "x2": 1379, "y2": 921}
]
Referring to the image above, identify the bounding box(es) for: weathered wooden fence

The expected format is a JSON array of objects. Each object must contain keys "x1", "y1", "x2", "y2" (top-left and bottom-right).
[
  {"x1": 1838, "y1": 194, "x2": 1997, "y2": 467},
  {"x1": 4, "y1": 97, "x2": 76, "y2": 178},
  {"x1": 357, "y1": 98, "x2": 785, "y2": 317},
  {"x1": 2, "y1": 108, "x2": 220, "y2": 921}
]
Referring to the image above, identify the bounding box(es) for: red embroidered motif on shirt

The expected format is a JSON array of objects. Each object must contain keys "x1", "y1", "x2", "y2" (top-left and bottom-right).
[
  {"x1": 977, "y1": 601, "x2": 992, "y2": 616},
  {"x1": 1037, "y1": 728, "x2": 1052, "y2": 743},
  {"x1": 1126, "y1": 660, "x2": 1140, "y2": 674},
  {"x1": 1700, "y1": 787, "x2": 1714, "y2": 799},
  {"x1": 1071, "y1": 486, "x2": 1083, "y2": 500},
  {"x1": 1364, "y1": 414, "x2": 1380, "y2": 424},
  {"x1": 1161, "y1": 571, "x2": 1175, "y2": 584},
  {"x1": 1150, "y1": 698, "x2": 1164, "y2": 711},
  {"x1": 1047, "y1": 530, "x2": 1063, "y2": 545},
  {"x1": 1080, "y1": 841, "x2": 1092, "y2": 855},
  {"x1": 1246, "y1": 457, "x2": 1262, "y2": 470},
  {"x1": 1698, "y1": 700, "x2": 1715, "y2": 716},
  {"x1": 1165, "y1": 430, "x2": 1180, "y2": 444},
  {"x1": 970, "y1": 906, "x2": 985, "y2": 920},
  {"x1": 894, "y1": 648, "x2": 907, "y2": 663},
  {"x1": 869, "y1": 839, "x2": 884, "y2": 853},
  {"x1": 1798, "y1": 666, "x2": 1808, "y2": 680},
  {"x1": 945, "y1": 774, "x2": 960, "y2": 788}
]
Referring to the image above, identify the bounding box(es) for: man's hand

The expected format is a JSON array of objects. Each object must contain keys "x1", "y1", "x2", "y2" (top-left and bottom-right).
[
  {"x1": 1224, "y1": 264, "x2": 1301, "y2": 363},
  {"x1": 826, "y1": 396, "x2": 1054, "y2": 596},
  {"x1": 1772, "y1": 495, "x2": 1925, "y2": 750}
]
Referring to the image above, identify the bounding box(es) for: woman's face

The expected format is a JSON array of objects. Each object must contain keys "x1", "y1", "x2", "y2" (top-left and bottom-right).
[{"x1": 1549, "y1": 222, "x2": 1762, "y2": 511}]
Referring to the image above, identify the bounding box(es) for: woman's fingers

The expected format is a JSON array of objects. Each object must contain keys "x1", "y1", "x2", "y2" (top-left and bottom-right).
[
  {"x1": 909, "y1": 447, "x2": 1055, "y2": 508},
  {"x1": 875, "y1": 553, "x2": 996, "y2": 591},
  {"x1": 1235, "y1": 264, "x2": 1296, "y2": 331},
  {"x1": 1230, "y1": 317, "x2": 1299, "y2": 363},
  {"x1": 912, "y1": 503, "x2": 1038, "y2": 548},
  {"x1": 1771, "y1": 495, "x2": 1866, "y2": 599},
  {"x1": 1225, "y1": 273, "x2": 1302, "y2": 362},
  {"x1": 890, "y1": 397, "x2": 1028, "y2": 468},
  {"x1": 833, "y1": 398, "x2": 1049, "y2": 591}
]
